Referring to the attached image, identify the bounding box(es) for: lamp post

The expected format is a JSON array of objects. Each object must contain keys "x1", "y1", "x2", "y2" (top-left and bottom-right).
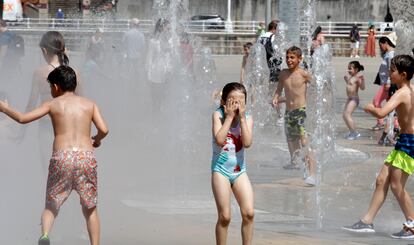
[
  {"x1": 265, "y1": 0, "x2": 271, "y2": 26},
  {"x1": 225, "y1": 0, "x2": 233, "y2": 32},
  {"x1": 0, "y1": 0, "x2": 3, "y2": 19},
  {"x1": 384, "y1": 0, "x2": 393, "y2": 22}
]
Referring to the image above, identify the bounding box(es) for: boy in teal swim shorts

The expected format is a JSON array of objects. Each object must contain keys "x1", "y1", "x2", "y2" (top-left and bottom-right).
[
  {"x1": 0, "y1": 66, "x2": 108, "y2": 245},
  {"x1": 342, "y1": 55, "x2": 414, "y2": 239},
  {"x1": 272, "y1": 46, "x2": 316, "y2": 186}
]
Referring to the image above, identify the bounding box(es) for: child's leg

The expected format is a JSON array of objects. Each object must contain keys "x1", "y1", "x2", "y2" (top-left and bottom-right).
[
  {"x1": 361, "y1": 164, "x2": 391, "y2": 223},
  {"x1": 372, "y1": 85, "x2": 388, "y2": 126},
  {"x1": 212, "y1": 172, "x2": 232, "y2": 245},
  {"x1": 287, "y1": 138, "x2": 301, "y2": 166},
  {"x1": 232, "y1": 174, "x2": 254, "y2": 245},
  {"x1": 342, "y1": 99, "x2": 357, "y2": 132},
  {"x1": 300, "y1": 135, "x2": 315, "y2": 177},
  {"x1": 82, "y1": 206, "x2": 100, "y2": 245},
  {"x1": 40, "y1": 208, "x2": 57, "y2": 236},
  {"x1": 389, "y1": 166, "x2": 414, "y2": 221}
]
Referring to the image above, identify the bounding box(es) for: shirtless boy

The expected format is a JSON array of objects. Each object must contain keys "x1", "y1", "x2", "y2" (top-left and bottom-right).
[
  {"x1": 272, "y1": 46, "x2": 316, "y2": 186},
  {"x1": 0, "y1": 66, "x2": 108, "y2": 245},
  {"x1": 343, "y1": 55, "x2": 414, "y2": 239}
]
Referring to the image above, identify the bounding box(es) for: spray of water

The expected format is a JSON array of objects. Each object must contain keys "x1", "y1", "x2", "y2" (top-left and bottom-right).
[{"x1": 301, "y1": 0, "x2": 336, "y2": 228}]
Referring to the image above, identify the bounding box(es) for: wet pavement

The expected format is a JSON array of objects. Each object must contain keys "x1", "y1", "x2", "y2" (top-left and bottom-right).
[
  {"x1": 115, "y1": 56, "x2": 414, "y2": 244},
  {"x1": 2, "y1": 54, "x2": 413, "y2": 245}
]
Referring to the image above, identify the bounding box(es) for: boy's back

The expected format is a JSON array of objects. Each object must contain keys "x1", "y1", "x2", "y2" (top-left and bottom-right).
[
  {"x1": 393, "y1": 83, "x2": 414, "y2": 134},
  {"x1": 279, "y1": 67, "x2": 310, "y2": 111},
  {"x1": 50, "y1": 94, "x2": 98, "y2": 151}
]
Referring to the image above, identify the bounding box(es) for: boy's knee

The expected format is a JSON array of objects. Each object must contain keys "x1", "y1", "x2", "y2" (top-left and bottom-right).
[
  {"x1": 375, "y1": 175, "x2": 387, "y2": 187},
  {"x1": 82, "y1": 205, "x2": 98, "y2": 217},
  {"x1": 218, "y1": 212, "x2": 231, "y2": 227},
  {"x1": 390, "y1": 179, "x2": 403, "y2": 194},
  {"x1": 241, "y1": 209, "x2": 254, "y2": 222}
]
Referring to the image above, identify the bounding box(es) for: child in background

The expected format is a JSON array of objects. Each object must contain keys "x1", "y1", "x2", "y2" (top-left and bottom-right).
[
  {"x1": 342, "y1": 55, "x2": 414, "y2": 239},
  {"x1": 240, "y1": 42, "x2": 253, "y2": 84},
  {"x1": 343, "y1": 61, "x2": 365, "y2": 140},
  {"x1": 0, "y1": 66, "x2": 108, "y2": 245},
  {"x1": 212, "y1": 82, "x2": 254, "y2": 245},
  {"x1": 272, "y1": 46, "x2": 316, "y2": 186}
]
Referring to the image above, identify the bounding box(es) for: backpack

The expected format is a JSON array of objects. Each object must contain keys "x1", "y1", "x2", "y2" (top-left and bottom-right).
[
  {"x1": 259, "y1": 34, "x2": 275, "y2": 61},
  {"x1": 258, "y1": 34, "x2": 282, "y2": 82},
  {"x1": 10, "y1": 34, "x2": 25, "y2": 58},
  {"x1": 350, "y1": 29, "x2": 359, "y2": 43}
]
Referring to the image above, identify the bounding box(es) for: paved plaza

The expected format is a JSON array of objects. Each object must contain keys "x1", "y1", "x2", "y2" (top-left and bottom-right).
[{"x1": 1, "y1": 54, "x2": 413, "y2": 245}]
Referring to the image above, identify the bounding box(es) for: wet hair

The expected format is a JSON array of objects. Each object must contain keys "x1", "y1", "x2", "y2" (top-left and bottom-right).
[
  {"x1": 39, "y1": 31, "x2": 69, "y2": 66},
  {"x1": 221, "y1": 82, "x2": 247, "y2": 104},
  {"x1": 286, "y1": 46, "x2": 302, "y2": 57},
  {"x1": 390, "y1": 55, "x2": 414, "y2": 80},
  {"x1": 379, "y1": 36, "x2": 396, "y2": 48},
  {"x1": 312, "y1": 26, "x2": 322, "y2": 40},
  {"x1": 154, "y1": 18, "x2": 169, "y2": 38},
  {"x1": 0, "y1": 19, "x2": 7, "y2": 27},
  {"x1": 267, "y1": 20, "x2": 278, "y2": 31},
  {"x1": 47, "y1": 66, "x2": 77, "y2": 92},
  {"x1": 348, "y1": 61, "x2": 364, "y2": 72},
  {"x1": 243, "y1": 42, "x2": 253, "y2": 49}
]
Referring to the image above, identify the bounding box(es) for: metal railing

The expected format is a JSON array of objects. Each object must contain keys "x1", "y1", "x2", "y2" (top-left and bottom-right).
[
  {"x1": 5, "y1": 18, "x2": 394, "y2": 55},
  {"x1": 7, "y1": 18, "x2": 394, "y2": 35}
]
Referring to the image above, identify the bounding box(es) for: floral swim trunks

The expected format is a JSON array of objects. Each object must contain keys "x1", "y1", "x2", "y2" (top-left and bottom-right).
[{"x1": 46, "y1": 150, "x2": 97, "y2": 212}]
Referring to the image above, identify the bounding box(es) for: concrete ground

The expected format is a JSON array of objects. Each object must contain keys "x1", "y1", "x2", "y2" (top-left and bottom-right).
[{"x1": 1, "y1": 53, "x2": 413, "y2": 245}]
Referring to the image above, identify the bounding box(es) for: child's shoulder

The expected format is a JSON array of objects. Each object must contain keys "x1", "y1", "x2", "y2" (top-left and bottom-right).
[{"x1": 213, "y1": 107, "x2": 224, "y2": 118}]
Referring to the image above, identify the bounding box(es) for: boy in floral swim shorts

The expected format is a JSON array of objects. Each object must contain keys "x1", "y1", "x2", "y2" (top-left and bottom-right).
[{"x1": 0, "y1": 66, "x2": 108, "y2": 245}]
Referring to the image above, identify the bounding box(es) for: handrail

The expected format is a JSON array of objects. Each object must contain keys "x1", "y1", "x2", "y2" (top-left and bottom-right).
[{"x1": 6, "y1": 18, "x2": 394, "y2": 35}]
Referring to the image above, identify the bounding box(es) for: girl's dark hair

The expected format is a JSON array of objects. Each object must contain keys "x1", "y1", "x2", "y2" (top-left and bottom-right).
[
  {"x1": 221, "y1": 82, "x2": 247, "y2": 104},
  {"x1": 391, "y1": 55, "x2": 414, "y2": 80},
  {"x1": 349, "y1": 61, "x2": 364, "y2": 72},
  {"x1": 39, "y1": 31, "x2": 69, "y2": 66},
  {"x1": 154, "y1": 18, "x2": 169, "y2": 38},
  {"x1": 379, "y1": 36, "x2": 396, "y2": 48},
  {"x1": 47, "y1": 66, "x2": 77, "y2": 92},
  {"x1": 312, "y1": 26, "x2": 322, "y2": 40}
]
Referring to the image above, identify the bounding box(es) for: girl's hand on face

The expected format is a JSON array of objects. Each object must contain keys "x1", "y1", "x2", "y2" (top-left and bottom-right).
[
  {"x1": 224, "y1": 98, "x2": 237, "y2": 119},
  {"x1": 238, "y1": 99, "x2": 246, "y2": 118}
]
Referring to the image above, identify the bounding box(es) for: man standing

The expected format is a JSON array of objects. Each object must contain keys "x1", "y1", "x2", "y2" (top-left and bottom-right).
[
  {"x1": 258, "y1": 20, "x2": 284, "y2": 125},
  {"x1": 122, "y1": 18, "x2": 146, "y2": 80},
  {"x1": 0, "y1": 19, "x2": 20, "y2": 78}
]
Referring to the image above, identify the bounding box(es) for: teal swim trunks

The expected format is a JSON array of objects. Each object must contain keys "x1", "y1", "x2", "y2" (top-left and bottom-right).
[
  {"x1": 284, "y1": 107, "x2": 307, "y2": 140},
  {"x1": 211, "y1": 108, "x2": 246, "y2": 184}
]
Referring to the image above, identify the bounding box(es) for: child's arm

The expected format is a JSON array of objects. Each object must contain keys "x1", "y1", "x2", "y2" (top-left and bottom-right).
[
  {"x1": 25, "y1": 71, "x2": 41, "y2": 111},
  {"x1": 213, "y1": 99, "x2": 237, "y2": 146},
  {"x1": 343, "y1": 74, "x2": 350, "y2": 83},
  {"x1": 358, "y1": 75, "x2": 366, "y2": 90},
  {"x1": 91, "y1": 103, "x2": 109, "y2": 147},
  {"x1": 304, "y1": 70, "x2": 315, "y2": 85},
  {"x1": 240, "y1": 56, "x2": 247, "y2": 83},
  {"x1": 272, "y1": 78, "x2": 284, "y2": 107},
  {"x1": 0, "y1": 100, "x2": 50, "y2": 124},
  {"x1": 238, "y1": 100, "x2": 253, "y2": 148},
  {"x1": 364, "y1": 89, "x2": 403, "y2": 118}
]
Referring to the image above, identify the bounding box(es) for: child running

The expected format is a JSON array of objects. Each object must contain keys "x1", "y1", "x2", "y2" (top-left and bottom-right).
[
  {"x1": 0, "y1": 66, "x2": 108, "y2": 245},
  {"x1": 240, "y1": 42, "x2": 252, "y2": 84},
  {"x1": 342, "y1": 55, "x2": 414, "y2": 239},
  {"x1": 272, "y1": 46, "x2": 316, "y2": 186},
  {"x1": 343, "y1": 61, "x2": 365, "y2": 140},
  {"x1": 212, "y1": 82, "x2": 254, "y2": 245}
]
